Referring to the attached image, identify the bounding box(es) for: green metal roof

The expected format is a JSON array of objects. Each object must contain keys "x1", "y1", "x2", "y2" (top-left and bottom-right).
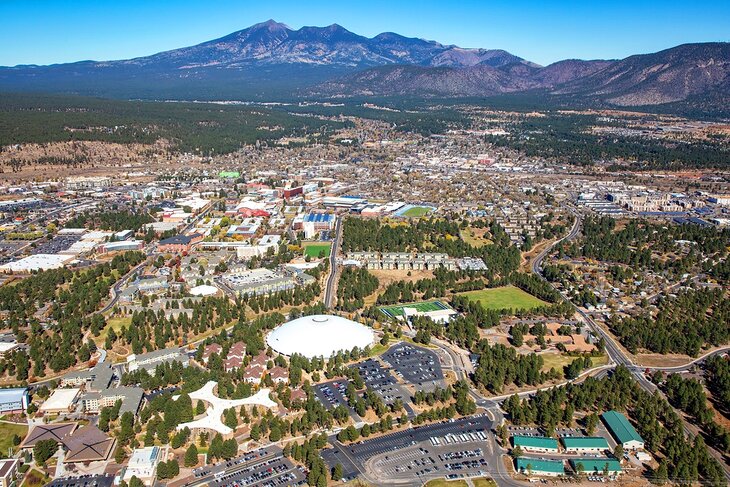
[
  {"x1": 561, "y1": 436, "x2": 609, "y2": 449},
  {"x1": 601, "y1": 410, "x2": 644, "y2": 445},
  {"x1": 512, "y1": 435, "x2": 559, "y2": 450},
  {"x1": 570, "y1": 458, "x2": 622, "y2": 474},
  {"x1": 515, "y1": 458, "x2": 565, "y2": 474},
  {"x1": 219, "y1": 171, "x2": 240, "y2": 178}
]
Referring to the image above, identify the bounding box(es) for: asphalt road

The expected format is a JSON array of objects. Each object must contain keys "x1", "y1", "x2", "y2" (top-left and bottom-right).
[
  {"x1": 323, "y1": 215, "x2": 342, "y2": 309},
  {"x1": 532, "y1": 209, "x2": 730, "y2": 480}
]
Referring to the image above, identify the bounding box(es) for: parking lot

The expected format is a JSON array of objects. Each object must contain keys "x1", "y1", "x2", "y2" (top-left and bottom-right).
[
  {"x1": 322, "y1": 415, "x2": 493, "y2": 482},
  {"x1": 381, "y1": 342, "x2": 445, "y2": 392},
  {"x1": 313, "y1": 378, "x2": 363, "y2": 422},
  {"x1": 370, "y1": 436, "x2": 492, "y2": 482},
  {"x1": 192, "y1": 446, "x2": 306, "y2": 487},
  {"x1": 30, "y1": 234, "x2": 80, "y2": 255},
  {"x1": 47, "y1": 474, "x2": 115, "y2": 487},
  {"x1": 349, "y1": 358, "x2": 415, "y2": 416}
]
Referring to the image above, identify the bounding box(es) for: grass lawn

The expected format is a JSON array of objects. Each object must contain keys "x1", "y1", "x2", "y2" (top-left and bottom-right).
[
  {"x1": 380, "y1": 300, "x2": 450, "y2": 318},
  {"x1": 460, "y1": 285, "x2": 547, "y2": 311},
  {"x1": 96, "y1": 316, "x2": 132, "y2": 344},
  {"x1": 540, "y1": 352, "x2": 609, "y2": 376},
  {"x1": 473, "y1": 479, "x2": 497, "y2": 487},
  {"x1": 303, "y1": 242, "x2": 331, "y2": 258},
  {"x1": 460, "y1": 228, "x2": 492, "y2": 248},
  {"x1": 0, "y1": 421, "x2": 27, "y2": 455},
  {"x1": 424, "y1": 479, "x2": 469, "y2": 487},
  {"x1": 401, "y1": 206, "x2": 432, "y2": 217},
  {"x1": 21, "y1": 469, "x2": 49, "y2": 487}
]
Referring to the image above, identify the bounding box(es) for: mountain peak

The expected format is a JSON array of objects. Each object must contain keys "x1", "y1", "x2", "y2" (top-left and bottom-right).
[{"x1": 248, "y1": 19, "x2": 291, "y2": 32}]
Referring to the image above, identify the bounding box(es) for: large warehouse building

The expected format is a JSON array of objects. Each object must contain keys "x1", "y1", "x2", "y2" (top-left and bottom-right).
[
  {"x1": 602, "y1": 410, "x2": 645, "y2": 450},
  {"x1": 266, "y1": 314, "x2": 374, "y2": 359}
]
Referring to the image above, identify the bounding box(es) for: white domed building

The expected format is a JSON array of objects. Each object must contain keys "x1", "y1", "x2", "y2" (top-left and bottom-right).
[{"x1": 266, "y1": 314, "x2": 374, "y2": 359}]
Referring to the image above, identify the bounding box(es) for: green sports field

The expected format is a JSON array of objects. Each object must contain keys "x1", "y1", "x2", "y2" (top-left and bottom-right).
[
  {"x1": 459, "y1": 285, "x2": 547, "y2": 311},
  {"x1": 380, "y1": 300, "x2": 450, "y2": 318},
  {"x1": 401, "y1": 206, "x2": 432, "y2": 217},
  {"x1": 303, "y1": 242, "x2": 331, "y2": 258}
]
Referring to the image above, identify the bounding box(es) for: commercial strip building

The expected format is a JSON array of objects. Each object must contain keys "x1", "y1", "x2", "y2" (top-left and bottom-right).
[
  {"x1": 514, "y1": 458, "x2": 564, "y2": 477},
  {"x1": 601, "y1": 410, "x2": 645, "y2": 450},
  {"x1": 561, "y1": 436, "x2": 609, "y2": 454},
  {"x1": 512, "y1": 435, "x2": 559, "y2": 453}
]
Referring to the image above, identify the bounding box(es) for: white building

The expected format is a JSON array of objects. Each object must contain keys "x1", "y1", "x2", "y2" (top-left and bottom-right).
[
  {"x1": 39, "y1": 388, "x2": 81, "y2": 414},
  {"x1": 123, "y1": 447, "x2": 166, "y2": 486},
  {"x1": 266, "y1": 314, "x2": 374, "y2": 359}
]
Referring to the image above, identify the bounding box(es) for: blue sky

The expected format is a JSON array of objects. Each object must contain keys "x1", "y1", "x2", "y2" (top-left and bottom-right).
[{"x1": 1, "y1": 0, "x2": 728, "y2": 67}]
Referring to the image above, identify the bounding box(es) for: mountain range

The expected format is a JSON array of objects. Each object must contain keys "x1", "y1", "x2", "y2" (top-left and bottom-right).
[{"x1": 1, "y1": 20, "x2": 728, "y2": 112}]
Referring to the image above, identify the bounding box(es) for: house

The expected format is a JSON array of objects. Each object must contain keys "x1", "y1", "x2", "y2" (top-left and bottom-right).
[
  {"x1": 269, "y1": 366, "x2": 289, "y2": 384},
  {"x1": 201, "y1": 343, "x2": 223, "y2": 364},
  {"x1": 243, "y1": 365, "x2": 264, "y2": 385},
  {"x1": 250, "y1": 351, "x2": 269, "y2": 368},
  {"x1": 561, "y1": 436, "x2": 609, "y2": 454},
  {"x1": 224, "y1": 342, "x2": 246, "y2": 372},
  {"x1": 601, "y1": 411, "x2": 644, "y2": 450},
  {"x1": 290, "y1": 388, "x2": 307, "y2": 404},
  {"x1": 512, "y1": 435, "x2": 559, "y2": 453},
  {"x1": 514, "y1": 458, "x2": 565, "y2": 477}
]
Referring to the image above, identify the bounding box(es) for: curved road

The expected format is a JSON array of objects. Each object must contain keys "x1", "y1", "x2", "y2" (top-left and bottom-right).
[{"x1": 532, "y1": 209, "x2": 730, "y2": 480}]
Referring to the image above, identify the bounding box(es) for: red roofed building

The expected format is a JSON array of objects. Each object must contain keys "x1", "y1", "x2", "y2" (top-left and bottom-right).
[
  {"x1": 269, "y1": 366, "x2": 289, "y2": 384},
  {"x1": 290, "y1": 388, "x2": 307, "y2": 403},
  {"x1": 243, "y1": 364, "x2": 264, "y2": 384},
  {"x1": 250, "y1": 351, "x2": 268, "y2": 369},
  {"x1": 224, "y1": 342, "x2": 246, "y2": 372},
  {"x1": 201, "y1": 343, "x2": 222, "y2": 364}
]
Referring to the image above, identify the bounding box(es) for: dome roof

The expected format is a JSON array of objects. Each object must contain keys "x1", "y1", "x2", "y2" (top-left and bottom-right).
[{"x1": 266, "y1": 314, "x2": 374, "y2": 358}]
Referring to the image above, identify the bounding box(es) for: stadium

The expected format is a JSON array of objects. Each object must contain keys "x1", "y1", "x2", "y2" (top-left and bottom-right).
[
  {"x1": 266, "y1": 314, "x2": 375, "y2": 358},
  {"x1": 380, "y1": 300, "x2": 458, "y2": 323}
]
